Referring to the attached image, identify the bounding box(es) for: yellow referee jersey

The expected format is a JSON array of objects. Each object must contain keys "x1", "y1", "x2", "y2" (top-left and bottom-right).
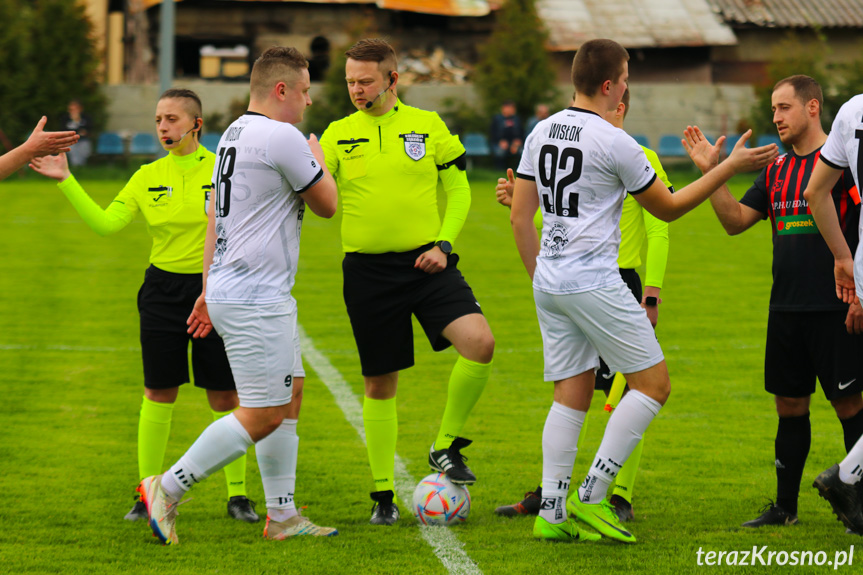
[
  {"x1": 320, "y1": 100, "x2": 470, "y2": 254},
  {"x1": 617, "y1": 146, "x2": 672, "y2": 288},
  {"x1": 57, "y1": 145, "x2": 215, "y2": 273}
]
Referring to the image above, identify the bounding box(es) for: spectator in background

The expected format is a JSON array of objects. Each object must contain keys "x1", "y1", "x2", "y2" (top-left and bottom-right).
[
  {"x1": 525, "y1": 103, "x2": 550, "y2": 136},
  {"x1": 490, "y1": 100, "x2": 524, "y2": 170},
  {"x1": 60, "y1": 100, "x2": 92, "y2": 167}
]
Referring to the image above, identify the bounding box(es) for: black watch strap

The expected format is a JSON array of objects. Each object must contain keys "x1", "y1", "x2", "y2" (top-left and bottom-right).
[{"x1": 644, "y1": 296, "x2": 658, "y2": 307}]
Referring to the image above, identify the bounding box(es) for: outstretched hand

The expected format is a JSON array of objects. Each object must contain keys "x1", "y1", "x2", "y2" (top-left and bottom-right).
[
  {"x1": 186, "y1": 293, "x2": 213, "y2": 338},
  {"x1": 725, "y1": 129, "x2": 779, "y2": 174},
  {"x1": 25, "y1": 116, "x2": 79, "y2": 159},
  {"x1": 29, "y1": 152, "x2": 71, "y2": 181},
  {"x1": 495, "y1": 168, "x2": 515, "y2": 208},
  {"x1": 682, "y1": 126, "x2": 721, "y2": 173}
]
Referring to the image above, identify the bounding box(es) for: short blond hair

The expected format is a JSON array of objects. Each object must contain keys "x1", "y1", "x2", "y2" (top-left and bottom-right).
[{"x1": 250, "y1": 46, "x2": 309, "y2": 100}]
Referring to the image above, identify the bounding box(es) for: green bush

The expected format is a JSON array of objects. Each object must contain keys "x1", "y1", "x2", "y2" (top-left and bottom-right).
[
  {"x1": 0, "y1": 0, "x2": 105, "y2": 149},
  {"x1": 439, "y1": 97, "x2": 490, "y2": 136},
  {"x1": 305, "y1": 45, "x2": 355, "y2": 137},
  {"x1": 472, "y1": 0, "x2": 558, "y2": 120}
]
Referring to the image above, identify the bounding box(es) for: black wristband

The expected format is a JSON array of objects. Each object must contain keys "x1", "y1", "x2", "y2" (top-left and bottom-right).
[{"x1": 644, "y1": 296, "x2": 658, "y2": 307}]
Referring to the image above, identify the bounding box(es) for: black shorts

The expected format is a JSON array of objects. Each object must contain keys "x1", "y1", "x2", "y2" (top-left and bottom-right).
[
  {"x1": 137, "y1": 265, "x2": 235, "y2": 391},
  {"x1": 765, "y1": 309, "x2": 863, "y2": 400},
  {"x1": 595, "y1": 268, "x2": 644, "y2": 391},
  {"x1": 343, "y1": 244, "x2": 483, "y2": 377}
]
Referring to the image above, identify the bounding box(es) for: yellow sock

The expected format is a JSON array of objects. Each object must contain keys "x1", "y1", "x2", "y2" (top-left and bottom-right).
[
  {"x1": 138, "y1": 396, "x2": 174, "y2": 479},
  {"x1": 364, "y1": 396, "x2": 397, "y2": 493},
  {"x1": 612, "y1": 437, "x2": 644, "y2": 502},
  {"x1": 435, "y1": 357, "x2": 491, "y2": 449}
]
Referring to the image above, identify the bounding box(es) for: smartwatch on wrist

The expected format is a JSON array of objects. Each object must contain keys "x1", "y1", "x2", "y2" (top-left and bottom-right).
[
  {"x1": 644, "y1": 296, "x2": 658, "y2": 307},
  {"x1": 434, "y1": 240, "x2": 452, "y2": 255}
]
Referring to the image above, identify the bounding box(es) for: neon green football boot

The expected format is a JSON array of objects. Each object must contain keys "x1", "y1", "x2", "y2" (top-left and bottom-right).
[
  {"x1": 567, "y1": 495, "x2": 636, "y2": 543},
  {"x1": 532, "y1": 516, "x2": 601, "y2": 542}
]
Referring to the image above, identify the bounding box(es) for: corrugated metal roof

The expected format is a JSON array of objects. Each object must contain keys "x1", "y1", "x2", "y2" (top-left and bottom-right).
[
  {"x1": 705, "y1": 0, "x2": 863, "y2": 28},
  {"x1": 537, "y1": 0, "x2": 737, "y2": 50}
]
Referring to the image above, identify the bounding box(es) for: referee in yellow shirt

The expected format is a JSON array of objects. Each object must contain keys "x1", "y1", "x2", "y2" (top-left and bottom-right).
[
  {"x1": 30, "y1": 89, "x2": 258, "y2": 524},
  {"x1": 320, "y1": 38, "x2": 495, "y2": 526}
]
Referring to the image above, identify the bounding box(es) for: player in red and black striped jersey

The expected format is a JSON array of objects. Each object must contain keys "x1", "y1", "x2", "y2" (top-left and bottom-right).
[
  {"x1": 685, "y1": 75, "x2": 863, "y2": 529},
  {"x1": 741, "y1": 139, "x2": 860, "y2": 311}
]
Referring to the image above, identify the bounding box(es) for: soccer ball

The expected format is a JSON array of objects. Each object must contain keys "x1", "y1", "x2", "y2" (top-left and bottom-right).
[{"x1": 412, "y1": 472, "x2": 471, "y2": 526}]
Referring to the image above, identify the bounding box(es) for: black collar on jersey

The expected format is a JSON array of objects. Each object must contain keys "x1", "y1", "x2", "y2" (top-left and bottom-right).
[
  {"x1": 568, "y1": 106, "x2": 601, "y2": 118},
  {"x1": 243, "y1": 111, "x2": 270, "y2": 119}
]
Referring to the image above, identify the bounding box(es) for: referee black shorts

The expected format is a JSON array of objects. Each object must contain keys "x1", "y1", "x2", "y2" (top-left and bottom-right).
[
  {"x1": 595, "y1": 268, "x2": 644, "y2": 391},
  {"x1": 765, "y1": 309, "x2": 863, "y2": 401},
  {"x1": 137, "y1": 265, "x2": 235, "y2": 391},
  {"x1": 343, "y1": 244, "x2": 483, "y2": 377}
]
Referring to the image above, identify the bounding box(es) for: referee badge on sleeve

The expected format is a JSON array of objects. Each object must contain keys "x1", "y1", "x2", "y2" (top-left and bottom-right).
[{"x1": 400, "y1": 131, "x2": 428, "y2": 161}]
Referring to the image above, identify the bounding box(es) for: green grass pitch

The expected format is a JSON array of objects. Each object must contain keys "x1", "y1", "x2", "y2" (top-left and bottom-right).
[{"x1": 0, "y1": 167, "x2": 858, "y2": 574}]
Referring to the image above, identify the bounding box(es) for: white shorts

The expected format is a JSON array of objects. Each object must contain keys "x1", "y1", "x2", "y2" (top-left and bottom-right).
[
  {"x1": 534, "y1": 282, "x2": 664, "y2": 382},
  {"x1": 208, "y1": 299, "x2": 305, "y2": 408}
]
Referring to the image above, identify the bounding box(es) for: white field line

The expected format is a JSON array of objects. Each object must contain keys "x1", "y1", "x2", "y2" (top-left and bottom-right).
[{"x1": 298, "y1": 325, "x2": 482, "y2": 575}]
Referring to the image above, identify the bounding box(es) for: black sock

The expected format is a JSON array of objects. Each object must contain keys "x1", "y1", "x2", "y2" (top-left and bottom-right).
[
  {"x1": 840, "y1": 408, "x2": 863, "y2": 453},
  {"x1": 775, "y1": 413, "x2": 810, "y2": 516}
]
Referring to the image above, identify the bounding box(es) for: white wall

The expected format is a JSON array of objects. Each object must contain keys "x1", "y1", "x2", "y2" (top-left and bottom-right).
[{"x1": 104, "y1": 81, "x2": 757, "y2": 148}]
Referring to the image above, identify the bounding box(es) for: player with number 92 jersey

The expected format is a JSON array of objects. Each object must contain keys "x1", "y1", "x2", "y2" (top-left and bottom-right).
[
  {"x1": 206, "y1": 112, "x2": 324, "y2": 305},
  {"x1": 516, "y1": 107, "x2": 656, "y2": 295}
]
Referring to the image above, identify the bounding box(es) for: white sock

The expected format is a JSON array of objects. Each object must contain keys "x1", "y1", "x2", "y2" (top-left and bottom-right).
[
  {"x1": 161, "y1": 413, "x2": 254, "y2": 501},
  {"x1": 839, "y1": 435, "x2": 863, "y2": 484},
  {"x1": 578, "y1": 390, "x2": 661, "y2": 504},
  {"x1": 256, "y1": 418, "x2": 300, "y2": 518},
  {"x1": 539, "y1": 402, "x2": 586, "y2": 524}
]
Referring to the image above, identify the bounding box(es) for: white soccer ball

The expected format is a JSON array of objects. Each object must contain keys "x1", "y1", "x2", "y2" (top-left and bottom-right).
[{"x1": 412, "y1": 472, "x2": 471, "y2": 526}]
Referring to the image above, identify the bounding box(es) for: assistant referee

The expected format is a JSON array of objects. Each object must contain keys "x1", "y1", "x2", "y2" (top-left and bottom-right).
[
  {"x1": 30, "y1": 89, "x2": 258, "y2": 524},
  {"x1": 320, "y1": 38, "x2": 495, "y2": 526}
]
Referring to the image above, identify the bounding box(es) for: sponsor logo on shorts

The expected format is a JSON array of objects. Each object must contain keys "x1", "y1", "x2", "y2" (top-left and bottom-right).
[
  {"x1": 776, "y1": 214, "x2": 818, "y2": 235},
  {"x1": 838, "y1": 378, "x2": 857, "y2": 390}
]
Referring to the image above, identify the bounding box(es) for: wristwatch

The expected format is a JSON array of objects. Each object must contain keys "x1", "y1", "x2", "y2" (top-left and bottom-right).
[
  {"x1": 434, "y1": 240, "x2": 453, "y2": 255},
  {"x1": 644, "y1": 296, "x2": 658, "y2": 307}
]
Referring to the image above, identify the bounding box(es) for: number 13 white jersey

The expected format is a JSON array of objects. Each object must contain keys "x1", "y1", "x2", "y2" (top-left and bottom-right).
[
  {"x1": 516, "y1": 107, "x2": 656, "y2": 294},
  {"x1": 206, "y1": 113, "x2": 324, "y2": 305}
]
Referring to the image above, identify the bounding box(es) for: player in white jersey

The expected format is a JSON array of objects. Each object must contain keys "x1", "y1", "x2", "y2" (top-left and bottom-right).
[
  {"x1": 135, "y1": 46, "x2": 339, "y2": 546},
  {"x1": 804, "y1": 93, "x2": 863, "y2": 533},
  {"x1": 510, "y1": 38, "x2": 779, "y2": 543}
]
